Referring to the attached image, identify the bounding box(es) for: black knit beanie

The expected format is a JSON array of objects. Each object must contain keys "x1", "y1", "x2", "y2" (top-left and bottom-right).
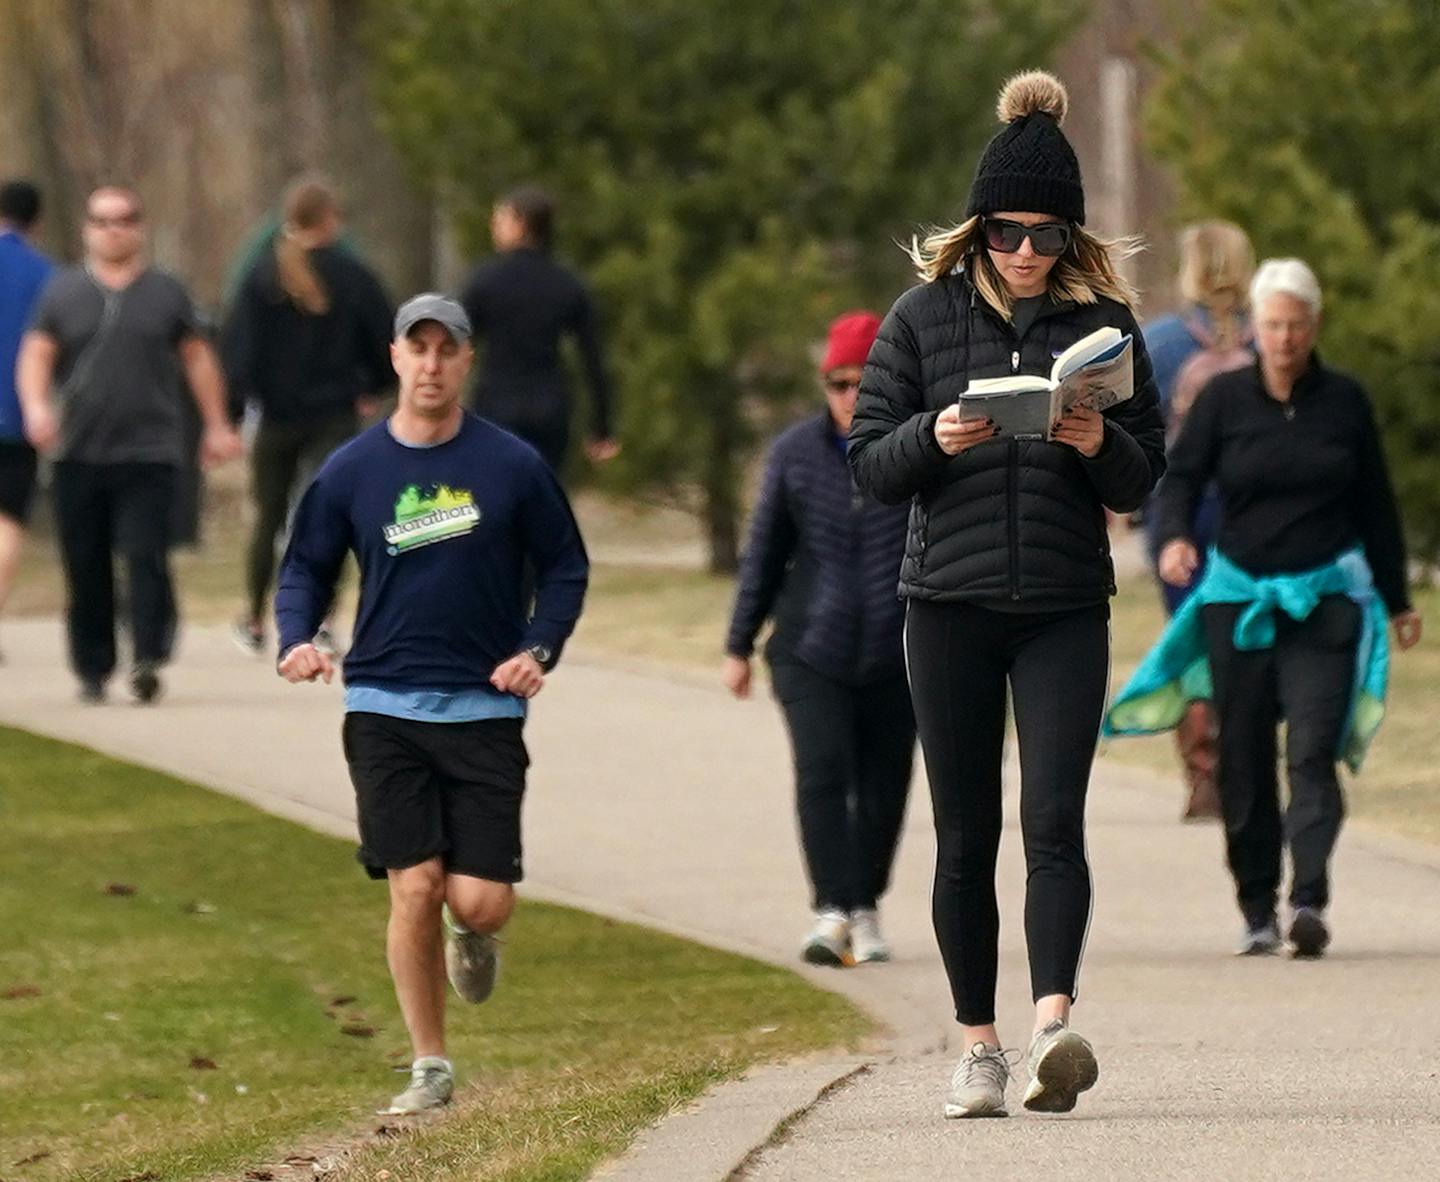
[{"x1": 965, "y1": 71, "x2": 1085, "y2": 225}]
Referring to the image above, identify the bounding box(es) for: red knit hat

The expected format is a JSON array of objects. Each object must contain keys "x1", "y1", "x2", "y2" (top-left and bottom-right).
[{"x1": 820, "y1": 310, "x2": 882, "y2": 373}]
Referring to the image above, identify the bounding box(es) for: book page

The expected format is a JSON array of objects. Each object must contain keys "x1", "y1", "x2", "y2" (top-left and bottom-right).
[
  {"x1": 1050, "y1": 326, "x2": 1124, "y2": 384},
  {"x1": 1055, "y1": 339, "x2": 1134, "y2": 415}
]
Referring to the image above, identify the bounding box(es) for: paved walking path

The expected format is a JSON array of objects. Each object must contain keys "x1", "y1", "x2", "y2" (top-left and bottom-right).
[{"x1": 2, "y1": 618, "x2": 1438, "y2": 1180}]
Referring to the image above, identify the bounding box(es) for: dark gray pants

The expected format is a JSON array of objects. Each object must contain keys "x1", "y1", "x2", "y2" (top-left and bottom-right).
[
  {"x1": 1202, "y1": 596, "x2": 1360, "y2": 921},
  {"x1": 769, "y1": 660, "x2": 915, "y2": 914},
  {"x1": 52, "y1": 460, "x2": 177, "y2": 680}
]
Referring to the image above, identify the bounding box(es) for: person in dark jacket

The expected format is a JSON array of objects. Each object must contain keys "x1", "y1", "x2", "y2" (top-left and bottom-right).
[
  {"x1": 1153, "y1": 257, "x2": 1422, "y2": 960},
  {"x1": 848, "y1": 71, "x2": 1166, "y2": 1120},
  {"x1": 457, "y1": 186, "x2": 619, "y2": 475},
  {"x1": 224, "y1": 177, "x2": 394, "y2": 654},
  {"x1": 723, "y1": 311, "x2": 915, "y2": 969}
]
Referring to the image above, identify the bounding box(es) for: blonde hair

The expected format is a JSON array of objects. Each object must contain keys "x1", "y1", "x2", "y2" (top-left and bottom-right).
[
  {"x1": 275, "y1": 176, "x2": 340, "y2": 316},
  {"x1": 906, "y1": 216, "x2": 1142, "y2": 317},
  {"x1": 1178, "y1": 220, "x2": 1254, "y2": 347}
]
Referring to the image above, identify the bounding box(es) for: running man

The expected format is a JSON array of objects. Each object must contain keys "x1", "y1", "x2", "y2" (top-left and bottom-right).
[{"x1": 274, "y1": 293, "x2": 588, "y2": 1115}]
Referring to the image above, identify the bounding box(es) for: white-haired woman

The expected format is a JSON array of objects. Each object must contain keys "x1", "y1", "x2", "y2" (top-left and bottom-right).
[
  {"x1": 1134, "y1": 258, "x2": 1421, "y2": 958},
  {"x1": 849, "y1": 70, "x2": 1165, "y2": 1119}
]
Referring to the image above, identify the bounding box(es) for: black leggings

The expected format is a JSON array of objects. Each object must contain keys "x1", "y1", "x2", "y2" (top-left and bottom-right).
[
  {"x1": 769, "y1": 661, "x2": 915, "y2": 913},
  {"x1": 905, "y1": 600, "x2": 1109, "y2": 1026}
]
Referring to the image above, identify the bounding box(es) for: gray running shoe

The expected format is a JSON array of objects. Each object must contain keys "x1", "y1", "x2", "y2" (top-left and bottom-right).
[
  {"x1": 1236, "y1": 915, "x2": 1282, "y2": 957},
  {"x1": 1023, "y1": 1019, "x2": 1098, "y2": 1113},
  {"x1": 800, "y1": 908, "x2": 852, "y2": 967},
  {"x1": 944, "y1": 1042, "x2": 1014, "y2": 1118},
  {"x1": 385, "y1": 1056, "x2": 453, "y2": 1115},
  {"x1": 443, "y1": 906, "x2": 499, "y2": 1004},
  {"x1": 1287, "y1": 907, "x2": 1330, "y2": 959},
  {"x1": 848, "y1": 908, "x2": 890, "y2": 963}
]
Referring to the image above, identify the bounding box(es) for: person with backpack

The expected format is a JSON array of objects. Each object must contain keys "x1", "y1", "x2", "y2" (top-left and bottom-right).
[
  {"x1": 1141, "y1": 221, "x2": 1256, "y2": 820},
  {"x1": 723, "y1": 311, "x2": 915, "y2": 969},
  {"x1": 849, "y1": 71, "x2": 1165, "y2": 1119}
]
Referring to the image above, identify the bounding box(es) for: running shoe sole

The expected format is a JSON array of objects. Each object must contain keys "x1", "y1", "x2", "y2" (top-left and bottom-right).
[
  {"x1": 801, "y1": 940, "x2": 850, "y2": 967},
  {"x1": 943, "y1": 1097, "x2": 1008, "y2": 1119},
  {"x1": 1288, "y1": 910, "x2": 1330, "y2": 959},
  {"x1": 445, "y1": 929, "x2": 499, "y2": 1003},
  {"x1": 1023, "y1": 1031, "x2": 1098, "y2": 1113}
]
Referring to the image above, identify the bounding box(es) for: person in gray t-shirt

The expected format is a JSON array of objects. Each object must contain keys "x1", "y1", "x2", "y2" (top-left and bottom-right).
[{"x1": 16, "y1": 185, "x2": 241, "y2": 704}]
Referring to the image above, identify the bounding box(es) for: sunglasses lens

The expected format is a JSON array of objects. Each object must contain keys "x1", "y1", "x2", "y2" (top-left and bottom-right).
[
  {"x1": 1030, "y1": 225, "x2": 1070, "y2": 256},
  {"x1": 984, "y1": 220, "x2": 1024, "y2": 252}
]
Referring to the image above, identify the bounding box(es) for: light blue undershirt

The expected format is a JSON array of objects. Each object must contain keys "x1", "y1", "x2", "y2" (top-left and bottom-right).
[{"x1": 341, "y1": 420, "x2": 526, "y2": 723}]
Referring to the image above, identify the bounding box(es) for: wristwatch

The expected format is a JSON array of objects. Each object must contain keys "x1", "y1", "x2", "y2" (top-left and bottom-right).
[{"x1": 525, "y1": 644, "x2": 553, "y2": 667}]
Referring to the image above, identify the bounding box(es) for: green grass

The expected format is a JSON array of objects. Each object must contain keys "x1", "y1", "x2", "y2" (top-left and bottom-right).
[{"x1": 0, "y1": 727, "x2": 868, "y2": 1182}]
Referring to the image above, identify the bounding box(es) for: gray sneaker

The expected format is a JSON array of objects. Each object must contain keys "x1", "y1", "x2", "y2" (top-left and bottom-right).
[
  {"x1": 944, "y1": 1042, "x2": 1014, "y2": 1118},
  {"x1": 385, "y1": 1056, "x2": 453, "y2": 1114},
  {"x1": 1236, "y1": 915, "x2": 1282, "y2": 957},
  {"x1": 1023, "y1": 1019, "x2": 1098, "y2": 1113},
  {"x1": 444, "y1": 906, "x2": 499, "y2": 1004}
]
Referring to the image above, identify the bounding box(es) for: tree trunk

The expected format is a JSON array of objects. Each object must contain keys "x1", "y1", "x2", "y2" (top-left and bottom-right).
[{"x1": 700, "y1": 380, "x2": 742, "y2": 574}]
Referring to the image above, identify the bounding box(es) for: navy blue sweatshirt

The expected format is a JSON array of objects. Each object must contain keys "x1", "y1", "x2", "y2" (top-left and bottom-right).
[
  {"x1": 275, "y1": 414, "x2": 589, "y2": 691},
  {"x1": 725, "y1": 414, "x2": 910, "y2": 685}
]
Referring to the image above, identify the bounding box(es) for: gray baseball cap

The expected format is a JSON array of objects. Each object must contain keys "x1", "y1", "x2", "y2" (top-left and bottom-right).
[{"x1": 393, "y1": 292, "x2": 472, "y2": 342}]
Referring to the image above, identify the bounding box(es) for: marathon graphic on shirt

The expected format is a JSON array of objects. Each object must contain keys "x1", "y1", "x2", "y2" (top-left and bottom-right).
[{"x1": 383, "y1": 484, "x2": 481, "y2": 555}]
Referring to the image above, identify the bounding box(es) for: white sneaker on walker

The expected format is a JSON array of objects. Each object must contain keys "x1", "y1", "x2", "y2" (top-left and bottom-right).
[
  {"x1": 848, "y1": 907, "x2": 890, "y2": 963},
  {"x1": 801, "y1": 908, "x2": 852, "y2": 966}
]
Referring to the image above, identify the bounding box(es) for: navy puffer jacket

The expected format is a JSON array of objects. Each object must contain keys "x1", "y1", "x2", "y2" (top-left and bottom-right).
[
  {"x1": 726, "y1": 414, "x2": 909, "y2": 685},
  {"x1": 848, "y1": 272, "x2": 1166, "y2": 609}
]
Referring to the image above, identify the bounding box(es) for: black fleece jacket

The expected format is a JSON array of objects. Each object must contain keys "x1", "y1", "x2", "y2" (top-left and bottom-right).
[{"x1": 848, "y1": 272, "x2": 1166, "y2": 609}]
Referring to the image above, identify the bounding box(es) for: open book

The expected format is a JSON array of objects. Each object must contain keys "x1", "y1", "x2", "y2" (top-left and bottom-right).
[{"x1": 957, "y1": 327, "x2": 1134, "y2": 441}]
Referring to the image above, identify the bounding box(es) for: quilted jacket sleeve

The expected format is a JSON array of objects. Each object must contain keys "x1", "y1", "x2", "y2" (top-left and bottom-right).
[
  {"x1": 848, "y1": 296, "x2": 951, "y2": 506},
  {"x1": 1077, "y1": 308, "x2": 1167, "y2": 512}
]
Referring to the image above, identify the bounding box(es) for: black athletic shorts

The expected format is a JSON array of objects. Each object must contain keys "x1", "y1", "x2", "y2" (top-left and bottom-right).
[
  {"x1": 0, "y1": 440, "x2": 38, "y2": 524},
  {"x1": 341, "y1": 712, "x2": 529, "y2": 883}
]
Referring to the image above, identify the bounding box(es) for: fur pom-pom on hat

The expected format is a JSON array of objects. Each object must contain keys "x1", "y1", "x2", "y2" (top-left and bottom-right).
[
  {"x1": 965, "y1": 69, "x2": 1084, "y2": 223},
  {"x1": 996, "y1": 70, "x2": 1068, "y2": 126}
]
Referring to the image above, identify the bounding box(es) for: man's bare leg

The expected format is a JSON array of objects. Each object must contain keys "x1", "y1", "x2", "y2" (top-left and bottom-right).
[
  {"x1": 387, "y1": 859, "x2": 448, "y2": 1058},
  {"x1": 0, "y1": 514, "x2": 26, "y2": 651}
]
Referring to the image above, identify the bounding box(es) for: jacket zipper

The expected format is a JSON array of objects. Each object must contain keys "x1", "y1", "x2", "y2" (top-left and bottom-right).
[{"x1": 1007, "y1": 341, "x2": 1021, "y2": 600}]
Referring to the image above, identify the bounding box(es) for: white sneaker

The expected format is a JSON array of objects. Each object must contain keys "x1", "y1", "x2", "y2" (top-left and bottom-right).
[
  {"x1": 944, "y1": 1042, "x2": 1014, "y2": 1118},
  {"x1": 800, "y1": 908, "x2": 852, "y2": 966},
  {"x1": 385, "y1": 1056, "x2": 453, "y2": 1114},
  {"x1": 848, "y1": 908, "x2": 891, "y2": 963},
  {"x1": 443, "y1": 905, "x2": 499, "y2": 1003}
]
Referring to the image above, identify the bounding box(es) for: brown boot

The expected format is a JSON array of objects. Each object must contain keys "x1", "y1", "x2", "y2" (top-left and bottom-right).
[{"x1": 1177, "y1": 700, "x2": 1222, "y2": 821}]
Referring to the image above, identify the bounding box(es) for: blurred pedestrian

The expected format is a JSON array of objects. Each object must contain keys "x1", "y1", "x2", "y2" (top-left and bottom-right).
[
  {"x1": 723, "y1": 311, "x2": 915, "y2": 969},
  {"x1": 0, "y1": 180, "x2": 53, "y2": 661},
  {"x1": 849, "y1": 71, "x2": 1165, "y2": 1119},
  {"x1": 1109, "y1": 258, "x2": 1421, "y2": 960},
  {"x1": 223, "y1": 176, "x2": 394, "y2": 656},
  {"x1": 1141, "y1": 221, "x2": 1256, "y2": 820},
  {"x1": 16, "y1": 186, "x2": 241, "y2": 704},
  {"x1": 275, "y1": 294, "x2": 588, "y2": 1115},
  {"x1": 457, "y1": 186, "x2": 619, "y2": 474}
]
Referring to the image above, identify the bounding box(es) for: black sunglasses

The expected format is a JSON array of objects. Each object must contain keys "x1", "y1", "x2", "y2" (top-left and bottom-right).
[
  {"x1": 824, "y1": 376, "x2": 862, "y2": 393},
  {"x1": 982, "y1": 217, "x2": 1072, "y2": 257}
]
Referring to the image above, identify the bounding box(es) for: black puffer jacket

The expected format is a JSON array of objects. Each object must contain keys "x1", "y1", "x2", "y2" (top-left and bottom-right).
[
  {"x1": 849, "y1": 272, "x2": 1165, "y2": 608},
  {"x1": 726, "y1": 414, "x2": 910, "y2": 685}
]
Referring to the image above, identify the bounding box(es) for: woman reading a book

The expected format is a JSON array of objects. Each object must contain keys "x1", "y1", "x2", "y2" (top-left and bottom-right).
[{"x1": 848, "y1": 70, "x2": 1165, "y2": 1119}]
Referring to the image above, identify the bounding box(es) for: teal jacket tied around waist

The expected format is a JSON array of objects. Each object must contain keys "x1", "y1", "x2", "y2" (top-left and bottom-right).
[{"x1": 1103, "y1": 548, "x2": 1389, "y2": 772}]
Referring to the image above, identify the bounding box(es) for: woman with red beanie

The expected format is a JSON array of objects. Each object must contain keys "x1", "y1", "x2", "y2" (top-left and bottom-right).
[{"x1": 723, "y1": 311, "x2": 916, "y2": 967}]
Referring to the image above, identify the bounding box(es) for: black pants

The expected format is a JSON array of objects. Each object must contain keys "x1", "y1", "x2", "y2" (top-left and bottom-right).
[
  {"x1": 52, "y1": 461, "x2": 177, "y2": 680},
  {"x1": 905, "y1": 599, "x2": 1109, "y2": 1026},
  {"x1": 1202, "y1": 596, "x2": 1358, "y2": 920},
  {"x1": 246, "y1": 411, "x2": 357, "y2": 619},
  {"x1": 769, "y1": 660, "x2": 915, "y2": 913}
]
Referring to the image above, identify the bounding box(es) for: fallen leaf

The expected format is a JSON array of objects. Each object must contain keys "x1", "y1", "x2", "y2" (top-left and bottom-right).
[
  {"x1": 329, "y1": 995, "x2": 356, "y2": 1007},
  {"x1": 245, "y1": 1172, "x2": 275, "y2": 1180},
  {"x1": 13, "y1": 1151, "x2": 51, "y2": 1166},
  {"x1": 1, "y1": 985, "x2": 40, "y2": 1000},
  {"x1": 105, "y1": 882, "x2": 137, "y2": 896},
  {"x1": 189, "y1": 1056, "x2": 218, "y2": 1070},
  {"x1": 283, "y1": 1154, "x2": 319, "y2": 1165},
  {"x1": 340, "y1": 1023, "x2": 375, "y2": 1038}
]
